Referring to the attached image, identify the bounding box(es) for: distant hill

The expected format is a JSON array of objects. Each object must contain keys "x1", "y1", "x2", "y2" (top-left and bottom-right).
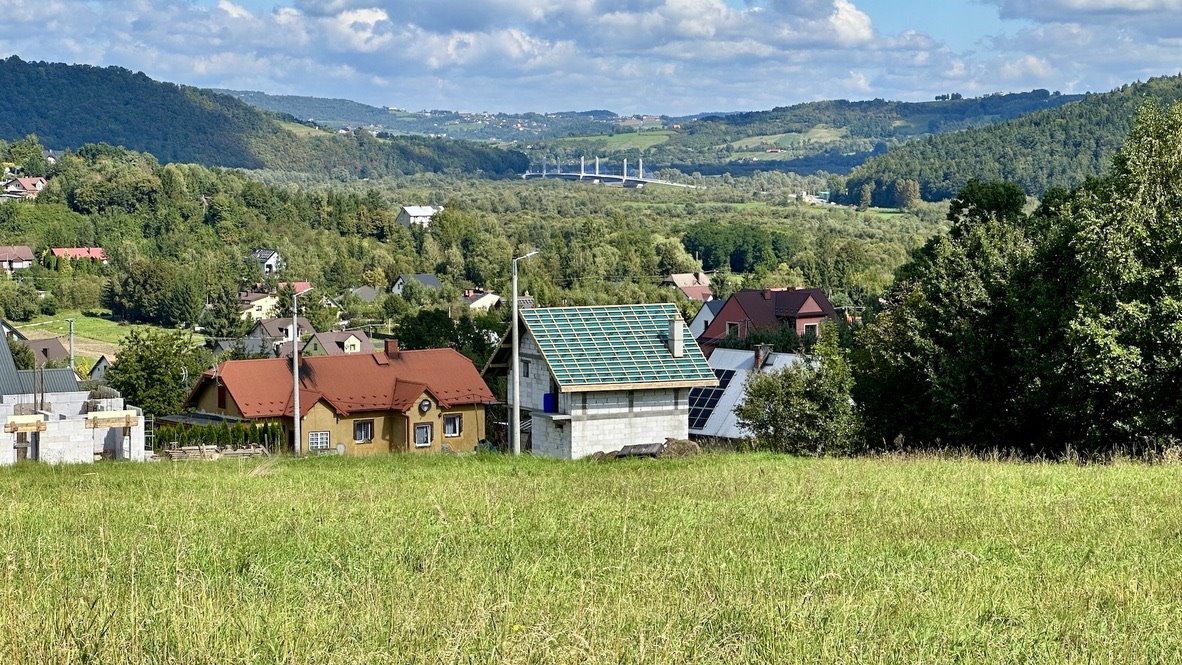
[
  {"x1": 528, "y1": 89, "x2": 1085, "y2": 174},
  {"x1": 218, "y1": 89, "x2": 621, "y2": 141},
  {"x1": 843, "y1": 75, "x2": 1182, "y2": 202},
  {"x1": 0, "y1": 57, "x2": 527, "y2": 177}
]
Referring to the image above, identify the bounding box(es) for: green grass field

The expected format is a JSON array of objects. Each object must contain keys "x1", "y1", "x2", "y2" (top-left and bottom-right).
[
  {"x1": 3, "y1": 453, "x2": 1181, "y2": 663},
  {"x1": 556, "y1": 131, "x2": 673, "y2": 151}
]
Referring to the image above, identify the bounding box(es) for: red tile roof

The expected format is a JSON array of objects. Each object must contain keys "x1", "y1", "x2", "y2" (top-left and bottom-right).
[
  {"x1": 51, "y1": 247, "x2": 107, "y2": 261},
  {"x1": 189, "y1": 348, "x2": 494, "y2": 419}
]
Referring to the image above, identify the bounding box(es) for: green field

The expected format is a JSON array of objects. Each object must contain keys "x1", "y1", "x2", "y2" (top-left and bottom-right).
[
  {"x1": 3, "y1": 453, "x2": 1181, "y2": 663},
  {"x1": 556, "y1": 130, "x2": 673, "y2": 151}
]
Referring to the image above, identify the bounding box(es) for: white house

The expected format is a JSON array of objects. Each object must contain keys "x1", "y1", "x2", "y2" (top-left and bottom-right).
[
  {"x1": 396, "y1": 205, "x2": 444, "y2": 228},
  {"x1": 252, "y1": 248, "x2": 283, "y2": 274},
  {"x1": 490, "y1": 303, "x2": 717, "y2": 460},
  {"x1": 0, "y1": 341, "x2": 147, "y2": 465},
  {"x1": 689, "y1": 299, "x2": 725, "y2": 339},
  {"x1": 687, "y1": 346, "x2": 803, "y2": 440}
]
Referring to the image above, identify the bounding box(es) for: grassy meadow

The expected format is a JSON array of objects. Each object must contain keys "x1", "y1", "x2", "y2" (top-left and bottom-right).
[{"x1": 3, "y1": 453, "x2": 1182, "y2": 663}]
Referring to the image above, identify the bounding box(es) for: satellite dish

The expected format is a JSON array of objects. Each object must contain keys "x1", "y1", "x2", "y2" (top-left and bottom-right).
[{"x1": 419, "y1": 399, "x2": 431, "y2": 413}]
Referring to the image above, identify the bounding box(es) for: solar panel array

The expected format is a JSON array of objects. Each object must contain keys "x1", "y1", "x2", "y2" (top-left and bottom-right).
[
  {"x1": 688, "y1": 369, "x2": 735, "y2": 431},
  {"x1": 522, "y1": 303, "x2": 716, "y2": 388}
]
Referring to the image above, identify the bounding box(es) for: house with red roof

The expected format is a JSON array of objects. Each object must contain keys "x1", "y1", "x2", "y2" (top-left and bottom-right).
[
  {"x1": 184, "y1": 340, "x2": 494, "y2": 455},
  {"x1": 51, "y1": 247, "x2": 108, "y2": 264},
  {"x1": 1, "y1": 177, "x2": 46, "y2": 200},
  {"x1": 662, "y1": 272, "x2": 714, "y2": 302},
  {"x1": 697, "y1": 287, "x2": 839, "y2": 348}
]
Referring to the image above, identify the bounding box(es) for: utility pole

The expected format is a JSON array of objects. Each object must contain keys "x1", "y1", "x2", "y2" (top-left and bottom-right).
[
  {"x1": 292, "y1": 292, "x2": 301, "y2": 456},
  {"x1": 66, "y1": 318, "x2": 75, "y2": 372},
  {"x1": 511, "y1": 250, "x2": 538, "y2": 455}
]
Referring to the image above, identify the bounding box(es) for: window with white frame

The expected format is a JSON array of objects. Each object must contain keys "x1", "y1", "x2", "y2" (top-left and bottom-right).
[
  {"x1": 308, "y1": 431, "x2": 330, "y2": 452},
  {"x1": 414, "y1": 423, "x2": 433, "y2": 447},
  {"x1": 444, "y1": 414, "x2": 462, "y2": 437},
  {"x1": 804, "y1": 323, "x2": 819, "y2": 338},
  {"x1": 353, "y1": 419, "x2": 374, "y2": 442}
]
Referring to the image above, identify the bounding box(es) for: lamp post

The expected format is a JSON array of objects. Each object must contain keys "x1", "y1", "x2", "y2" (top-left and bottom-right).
[
  {"x1": 292, "y1": 291, "x2": 301, "y2": 456},
  {"x1": 511, "y1": 250, "x2": 538, "y2": 455}
]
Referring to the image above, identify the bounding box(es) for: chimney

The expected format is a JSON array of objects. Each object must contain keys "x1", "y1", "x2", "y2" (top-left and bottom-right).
[
  {"x1": 762, "y1": 288, "x2": 773, "y2": 300},
  {"x1": 754, "y1": 343, "x2": 772, "y2": 371},
  {"x1": 385, "y1": 338, "x2": 401, "y2": 359},
  {"x1": 668, "y1": 318, "x2": 684, "y2": 358}
]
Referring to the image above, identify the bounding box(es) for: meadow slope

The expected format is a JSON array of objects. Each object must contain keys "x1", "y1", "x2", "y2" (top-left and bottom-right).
[{"x1": 2, "y1": 453, "x2": 1180, "y2": 663}]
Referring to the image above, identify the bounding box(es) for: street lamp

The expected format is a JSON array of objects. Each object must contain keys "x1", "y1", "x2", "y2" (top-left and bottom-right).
[
  {"x1": 511, "y1": 250, "x2": 538, "y2": 455},
  {"x1": 292, "y1": 290, "x2": 302, "y2": 456}
]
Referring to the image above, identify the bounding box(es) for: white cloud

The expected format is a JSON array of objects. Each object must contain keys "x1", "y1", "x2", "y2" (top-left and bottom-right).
[{"x1": 0, "y1": 0, "x2": 1179, "y2": 114}]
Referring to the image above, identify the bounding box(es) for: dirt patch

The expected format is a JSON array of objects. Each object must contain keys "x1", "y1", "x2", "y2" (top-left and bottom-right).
[{"x1": 21, "y1": 330, "x2": 119, "y2": 361}]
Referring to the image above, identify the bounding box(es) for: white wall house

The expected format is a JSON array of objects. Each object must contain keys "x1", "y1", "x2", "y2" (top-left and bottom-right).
[
  {"x1": 495, "y1": 303, "x2": 717, "y2": 460},
  {"x1": 0, "y1": 341, "x2": 146, "y2": 466},
  {"x1": 689, "y1": 299, "x2": 725, "y2": 339},
  {"x1": 396, "y1": 205, "x2": 444, "y2": 228}
]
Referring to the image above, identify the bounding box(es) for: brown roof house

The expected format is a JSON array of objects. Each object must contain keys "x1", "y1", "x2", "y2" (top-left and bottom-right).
[
  {"x1": 300, "y1": 330, "x2": 375, "y2": 357},
  {"x1": 0, "y1": 246, "x2": 34, "y2": 273},
  {"x1": 662, "y1": 272, "x2": 714, "y2": 302},
  {"x1": 698, "y1": 287, "x2": 839, "y2": 348},
  {"x1": 185, "y1": 340, "x2": 494, "y2": 456}
]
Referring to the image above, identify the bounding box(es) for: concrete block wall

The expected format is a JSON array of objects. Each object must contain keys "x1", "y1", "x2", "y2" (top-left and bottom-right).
[
  {"x1": 530, "y1": 416, "x2": 571, "y2": 459},
  {"x1": 39, "y1": 417, "x2": 96, "y2": 465},
  {"x1": 508, "y1": 334, "x2": 553, "y2": 412}
]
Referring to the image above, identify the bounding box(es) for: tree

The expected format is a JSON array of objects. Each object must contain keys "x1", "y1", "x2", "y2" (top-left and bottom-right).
[
  {"x1": 735, "y1": 324, "x2": 859, "y2": 455},
  {"x1": 8, "y1": 339, "x2": 34, "y2": 370},
  {"x1": 203, "y1": 286, "x2": 247, "y2": 339},
  {"x1": 106, "y1": 329, "x2": 213, "y2": 417}
]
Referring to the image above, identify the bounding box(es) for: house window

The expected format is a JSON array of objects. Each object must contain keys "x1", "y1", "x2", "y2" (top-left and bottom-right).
[
  {"x1": 725, "y1": 321, "x2": 741, "y2": 337},
  {"x1": 521, "y1": 360, "x2": 530, "y2": 378},
  {"x1": 444, "y1": 414, "x2": 462, "y2": 437},
  {"x1": 217, "y1": 385, "x2": 226, "y2": 409},
  {"x1": 308, "y1": 431, "x2": 330, "y2": 452},
  {"x1": 254, "y1": 305, "x2": 263, "y2": 312},
  {"x1": 804, "y1": 323, "x2": 819, "y2": 338},
  {"x1": 415, "y1": 423, "x2": 433, "y2": 447},
  {"x1": 353, "y1": 419, "x2": 375, "y2": 443}
]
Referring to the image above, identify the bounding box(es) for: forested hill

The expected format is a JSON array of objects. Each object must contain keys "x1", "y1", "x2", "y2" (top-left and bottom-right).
[
  {"x1": 215, "y1": 89, "x2": 397, "y2": 128},
  {"x1": 843, "y1": 75, "x2": 1182, "y2": 203},
  {"x1": 0, "y1": 57, "x2": 527, "y2": 177}
]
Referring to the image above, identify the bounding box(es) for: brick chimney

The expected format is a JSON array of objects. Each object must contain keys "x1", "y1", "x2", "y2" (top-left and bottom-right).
[
  {"x1": 385, "y1": 338, "x2": 401, "y2": 359},
  {"x1": 754, "y1": 343, "x2": 772, "y2": 371},
  {"x1": 668, "y1": 318, "x2": 684, "y2": 358}
]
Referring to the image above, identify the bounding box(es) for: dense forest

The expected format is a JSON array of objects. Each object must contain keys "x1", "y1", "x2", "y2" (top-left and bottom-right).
[
  {"x1": 0, "y1": 57, "x2": 527, "y2": 178},
  {"x1": 842, "y1": 74, "x2": 1182, "y2": 203},
  {"x1": 0, "y1": 136, "x2": 945, "y2": 343}
]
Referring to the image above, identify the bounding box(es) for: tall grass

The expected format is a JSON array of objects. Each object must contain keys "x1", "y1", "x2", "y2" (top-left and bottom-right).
[{"x1": 2, "y1": 453, "x2": 1181, "y2": 663}]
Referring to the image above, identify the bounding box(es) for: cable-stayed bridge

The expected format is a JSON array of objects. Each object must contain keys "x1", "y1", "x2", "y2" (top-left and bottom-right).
[{"x1": 522, "y1": 157, "x2": 696, "y2": 188}]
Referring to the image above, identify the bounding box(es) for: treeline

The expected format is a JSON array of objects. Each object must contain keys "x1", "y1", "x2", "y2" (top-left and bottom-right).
[
  {"x1": 843, "y1": 74, "x2": 1182, "y2": 203},
  {"x1": 0, "y1": 57, "x2": 528, "y2": 178},
  {"x1": 845, "y1": 101, "x2": 1182, "y2": 455}
]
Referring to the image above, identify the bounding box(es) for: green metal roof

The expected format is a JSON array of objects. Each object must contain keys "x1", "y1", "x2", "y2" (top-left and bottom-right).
[{"x1": 521, "y1": 303, "x2": 716, "y2": 391}]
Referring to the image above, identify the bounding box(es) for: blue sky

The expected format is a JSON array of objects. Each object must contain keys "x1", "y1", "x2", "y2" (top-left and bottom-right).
[{"x1": 3, "y1": 0, "x2": 1179, "y2": 115}]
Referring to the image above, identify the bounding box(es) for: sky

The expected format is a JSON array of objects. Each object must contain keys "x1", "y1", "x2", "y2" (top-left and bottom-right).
[{"x1": 5, "y1": 0, "x2": 1182, "y2": 115}]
